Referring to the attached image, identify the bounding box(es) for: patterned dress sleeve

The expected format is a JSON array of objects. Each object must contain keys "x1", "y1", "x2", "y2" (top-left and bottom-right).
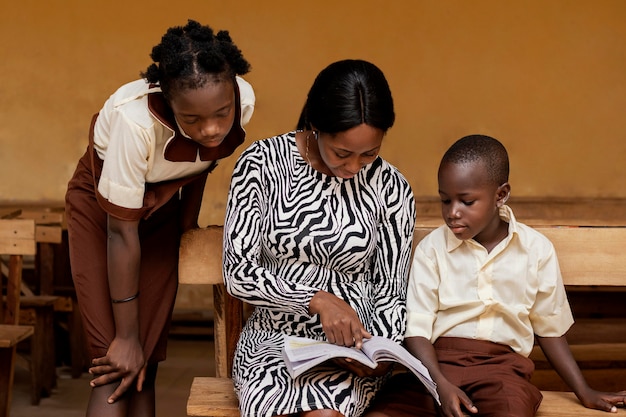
[
  {"x1": 223, "y1": 139, "x2": 318, "y2": 317},
  {"x1": 370, "y1": 167, "x2": 416, "y2": 342}
]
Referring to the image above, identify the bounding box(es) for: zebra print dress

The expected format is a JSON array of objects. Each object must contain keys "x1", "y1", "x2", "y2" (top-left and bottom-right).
[{"x1": 223, "y1": 131, "x2": 416, "y2": 417}]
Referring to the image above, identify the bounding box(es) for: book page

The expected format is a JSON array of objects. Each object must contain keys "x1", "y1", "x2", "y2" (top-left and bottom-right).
[
  {"x1": 283, "y1": 335, "x2": 440, "y2": 404},
  {"x1": 361, "y1": 336, "x2": 439, "y2": 402},
  {"x1": 283, "y1": 336, "x2": 377, "y2": 372}
]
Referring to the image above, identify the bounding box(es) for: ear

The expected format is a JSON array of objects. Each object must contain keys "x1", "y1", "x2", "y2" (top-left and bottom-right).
[{"x1": 496, "y1": 182, "x2": 511, "y2": 207}]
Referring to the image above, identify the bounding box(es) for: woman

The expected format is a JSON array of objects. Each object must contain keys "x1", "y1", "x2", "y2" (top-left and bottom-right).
[
  {"x1": 223, "y1": 59, "x2": 415, "y2": 417},
  {"x1": 65, "y1": 20, "x2": 254, "y2": 417}
]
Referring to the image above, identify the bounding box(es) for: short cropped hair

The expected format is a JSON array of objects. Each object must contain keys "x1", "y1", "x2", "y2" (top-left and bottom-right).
[{"x1": 441, "y1": 134, "x2": 509, "y2": 185}]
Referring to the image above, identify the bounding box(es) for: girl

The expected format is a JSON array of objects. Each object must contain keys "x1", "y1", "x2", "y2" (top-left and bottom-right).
[{"x1": 65, "y1": 19, "x2": 254, "y2": 417}]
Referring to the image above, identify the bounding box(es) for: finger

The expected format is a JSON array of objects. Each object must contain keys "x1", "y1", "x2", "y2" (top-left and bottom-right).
[
  {"x1": 89, "y1": 365, "x2": 114, "y2": 375},
  {"x1": 108, "y1": 376, "x2": 134, "y2": 404},
  {"x1": 353, "y1": 326, "x2": 364, "y2": 349},
  {"x1": 598, "y1": 400, "x2": 617, "y2": 413},
  {"x1": 459, "y1": 394, "x2": 478, "y2": 414},
  {"x1": 325, "y1": 328, "x2": 336, "y2": 345},
  {"x1": 361, "y1": 327, "x2": 372, "y2": 339},
  {"x1": 90, "y1": 372, "x2": 122, "y2": 387},
  {"x1": 340, "y1": 327, "x2": 355, "y2": 347},
  {"x1": 90, "y1": 356, "x2": 109, "y2": 366},
  {"x1": 136, "y1": 366, "x2": 147, "y2": 392}
]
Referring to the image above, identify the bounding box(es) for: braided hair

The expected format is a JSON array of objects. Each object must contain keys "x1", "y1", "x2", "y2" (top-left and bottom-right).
[{"x1": 141, "y1": 19, "x2": 251, "y2": 99}]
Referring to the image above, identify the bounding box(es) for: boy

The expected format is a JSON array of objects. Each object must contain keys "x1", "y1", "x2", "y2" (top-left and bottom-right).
[{"x1": 366, "y1": 135, "x2": 625, "y2": 416}]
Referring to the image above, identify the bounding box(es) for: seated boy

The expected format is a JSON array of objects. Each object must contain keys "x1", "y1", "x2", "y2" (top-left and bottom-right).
[{"x1": 366, "y1": 135, "x2": 626, "y2": 416}]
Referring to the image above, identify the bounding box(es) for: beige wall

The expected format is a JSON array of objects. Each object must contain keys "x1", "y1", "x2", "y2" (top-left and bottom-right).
[{"x1": 2, "y1": 0, "x2": 625, "y2": 225}]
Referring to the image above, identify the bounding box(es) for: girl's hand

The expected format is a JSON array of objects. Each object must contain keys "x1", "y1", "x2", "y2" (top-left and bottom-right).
[
  {"x1": 88, "y1": 336, "x2": 146, "y2": 403},
  {"x1": 309, "y1": 290, "x2": 371, "y2": 348}
]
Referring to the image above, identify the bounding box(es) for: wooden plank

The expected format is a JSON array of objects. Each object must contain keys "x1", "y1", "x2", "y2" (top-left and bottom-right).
[
  {"x1": 537, "y1": 227, "x2": 626, "y2": 287},
  {"x1": 537, "y1": 391, "x2": 626, "y2": 416},
  {"x1": 0, "y1": 208, "x2": 21, "y2": 219},
  {"x1": 35, "y1": 225, "x2": 62, "y2": 243},
  {"x1": 530, "y1": 343, "x2": 626, "y2": 368},
  {"x1": 19, "y1": 209, "x2": 64, "y2": 225},
  {"x1": 414, "y1": 197, "x2": 626, "y2": 225},
  {"x1": 522, "y1": 218, "x2": 626, "y2": 227},
  {"x1": 187, "y1": 377, "x2": 239, "y2": 417},
  {"x1": 0, "y1": 219, "x2": 35, "y2": 238},
  {"x1": 2, "y1": 256, "x2": 23, "y2": 326},
  {"x1": 0, "y1": 325, "x2": 34, "y2": 348},
  {"x1": 179, "y1": 226, "x2": 224, "y2": 285},
  {"x1": 414, "y1": 226, "x2": 626, "y2": 287},
  {"x1": 0, "y1": 219, "x2": 36, "y2": 255},
  {"x1": 0, "y1": 239, "x2": 36, "y2": 255},
  {"x1": 213, "y1": 284, "x2": 243, "y2": 379}
]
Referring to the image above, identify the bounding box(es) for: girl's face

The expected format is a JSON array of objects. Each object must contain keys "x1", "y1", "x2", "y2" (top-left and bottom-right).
[
  {"x1": 317, "y1": 124, "x2": 384, "y2": 179},
  {"x1": 438, "y1": 160, "x2": 509, "y2": 246},
  {"x1": 169, "y1": 79, "x2": 236, "y2": 148}
]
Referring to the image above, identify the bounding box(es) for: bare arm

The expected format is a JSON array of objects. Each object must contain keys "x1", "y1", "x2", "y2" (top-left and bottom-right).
[
  {"x1": 89, "y1": 215, "x2": 146, "y2": 404},
  {"x1": 537, "y1": 335, "x2": 625, "y2": 412},
  {"x1": 405, "y1": 336, "x2": 477, "y2": 417}
]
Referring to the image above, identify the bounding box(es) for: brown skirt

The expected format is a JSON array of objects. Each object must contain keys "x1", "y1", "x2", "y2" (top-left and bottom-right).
[
  {"x1": 65, "y1": 149, "x2": 182, "y2": 363},
  {"x1": 366, "y1": 337, "x2": 543, "y2": 417}
]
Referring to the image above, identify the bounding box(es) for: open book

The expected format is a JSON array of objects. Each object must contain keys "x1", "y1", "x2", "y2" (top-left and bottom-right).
[{"x1": 283, "y1": 335, "x2": 439, "y2": 403}]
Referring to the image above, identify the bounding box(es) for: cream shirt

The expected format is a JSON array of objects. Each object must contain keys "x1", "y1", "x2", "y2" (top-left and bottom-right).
[
  {"x1": 93, "y1": 76, "x2": 255, "y2": 209},
  {"x1": 406, "y1": 205, "x2": 574, "y2": 357}
]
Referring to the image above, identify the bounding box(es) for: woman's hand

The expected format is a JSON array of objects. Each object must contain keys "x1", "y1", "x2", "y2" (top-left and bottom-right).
[
  {"x1": 88, "y1": 335, "x2": 146, "y2": 403},
  {"x1": 331, "y1": 358, "x2": 393, "y2": 378},
  {"x1": 309, "y1": 290, "x2": 371, "y2": 348}
]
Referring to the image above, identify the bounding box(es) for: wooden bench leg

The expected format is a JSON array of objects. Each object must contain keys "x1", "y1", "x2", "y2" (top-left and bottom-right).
[
  {"x1": 19, "y1": 301, "x2": 57, "y2": 405},
  {"x1": 0, "y1": 346, "x2": 18, "y2": 417},
  {"x1": 32, "y1": 303, "x2": 56, "y2": 400}
]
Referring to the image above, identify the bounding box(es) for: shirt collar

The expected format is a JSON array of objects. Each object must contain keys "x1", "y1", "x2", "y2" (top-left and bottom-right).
[
  {"x1": 445, "y1": 205, "x2": 519, "y2": 251},
  {"x1": 146, "y1": 80, "x2": 245, "y2": 162}
]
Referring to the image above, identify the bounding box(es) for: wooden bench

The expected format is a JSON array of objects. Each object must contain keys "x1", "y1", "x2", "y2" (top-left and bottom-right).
[
  {"x1": 180, "y1": 224, "x2": 626, "y2": 416},
  {"x1": 1, "y1": 207, "x2": 62, "y2": 405},
  {"x1": 179, "y1": 226, "x2": 242, "y2": 417},
  {"x1": 0, "y1": 211, "x2": 36, "y2": 417}
]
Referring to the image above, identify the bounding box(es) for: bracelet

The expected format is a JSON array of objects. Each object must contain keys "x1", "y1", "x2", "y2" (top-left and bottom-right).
[{"x1": 111, "y1": 292, "x2": 139, "y2": 304}]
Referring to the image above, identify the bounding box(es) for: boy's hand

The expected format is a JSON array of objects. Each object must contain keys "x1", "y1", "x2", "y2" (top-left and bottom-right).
[
  {"x1": 437, "y1": 379, "x2": 478, "y2": 417},
  {"x1": 578, "y1": 388, "x2": 626, "y2": 413}
]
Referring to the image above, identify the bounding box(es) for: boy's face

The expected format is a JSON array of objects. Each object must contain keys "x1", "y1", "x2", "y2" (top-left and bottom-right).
[{"x1": 438, "y1": 160, "x2": 508, "y2": 245}]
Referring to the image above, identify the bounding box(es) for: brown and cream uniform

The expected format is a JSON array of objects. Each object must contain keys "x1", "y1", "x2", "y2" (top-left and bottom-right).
[{"x1": 65, "y1": 77, "x2": 254, "y2": 362}]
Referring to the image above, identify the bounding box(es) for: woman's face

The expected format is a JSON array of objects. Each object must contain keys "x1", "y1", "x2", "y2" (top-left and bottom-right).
[
  {"x1": 317, "y1": 124, "x2": 384, "y2": 179},
  {"x1": 169, "y1": 79, "x2": 236, "y2": 148}
]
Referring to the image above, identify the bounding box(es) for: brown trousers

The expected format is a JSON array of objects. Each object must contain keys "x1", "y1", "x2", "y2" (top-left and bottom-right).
[{"x1": 367, "y1": 337, "x2": 542, "y2": 417}]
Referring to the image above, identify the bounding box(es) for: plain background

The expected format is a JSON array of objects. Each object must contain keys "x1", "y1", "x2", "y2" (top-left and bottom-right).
[{"x1": 1, "y1": 0, "x2": 625, "y2": 225}]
